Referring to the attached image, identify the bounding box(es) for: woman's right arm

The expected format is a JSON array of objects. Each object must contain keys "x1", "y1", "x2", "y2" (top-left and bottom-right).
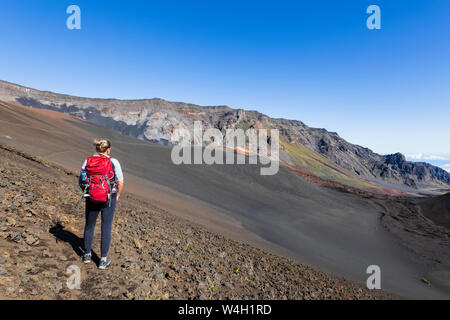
[
  {"x1": 117, "y1": 181, "x2": 124, "y2": 200},
  {"x1": 111, "y1": 159, "x2": 124, "y2": 200}
]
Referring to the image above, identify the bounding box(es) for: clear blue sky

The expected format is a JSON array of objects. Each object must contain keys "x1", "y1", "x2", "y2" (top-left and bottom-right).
[{"x1": 0, "y1": 1, "x2": 449, "y2": 162}]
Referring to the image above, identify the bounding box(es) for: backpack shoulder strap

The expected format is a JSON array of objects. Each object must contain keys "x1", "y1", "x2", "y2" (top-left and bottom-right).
[{"x1": 106, "y1": 156, "x2": 116, "y2": 181}]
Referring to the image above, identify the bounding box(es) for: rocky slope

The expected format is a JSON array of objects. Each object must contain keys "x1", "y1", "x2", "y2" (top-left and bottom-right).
[
  {"x1": 416, "y1": 192, "x2": 450, "y2": 229},
  {"x1": 1, "y1": 80, "x2": 449, "y2": 191},
  {"x1": 0, "y1": 144, "x2": 394, "y2": 300}
]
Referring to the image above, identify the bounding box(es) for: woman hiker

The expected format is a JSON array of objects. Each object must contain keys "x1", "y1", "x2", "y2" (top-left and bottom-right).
[{"x1": 79, "y1": 139, "x2": 124, "y2": 269}]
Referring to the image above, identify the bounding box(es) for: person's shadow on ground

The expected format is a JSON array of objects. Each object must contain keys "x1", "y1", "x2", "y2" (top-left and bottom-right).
[{"x1": 49, "y1": 223, "x2": 101, "y2": 265}]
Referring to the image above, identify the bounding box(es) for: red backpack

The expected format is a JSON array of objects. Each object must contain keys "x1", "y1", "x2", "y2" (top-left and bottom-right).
[{"x1": 84, "y1": 155, "x2": 115, "y2": 204}]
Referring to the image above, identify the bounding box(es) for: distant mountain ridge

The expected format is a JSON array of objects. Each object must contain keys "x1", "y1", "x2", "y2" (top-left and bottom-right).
[{"x1": 1, "y1": 80, "x2": 449, "y2": 193}]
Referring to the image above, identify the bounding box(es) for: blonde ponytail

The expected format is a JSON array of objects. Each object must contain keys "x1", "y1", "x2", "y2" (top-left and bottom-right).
[{"x1": 94, "y1": 139, "x2": 111, "y2": 153}]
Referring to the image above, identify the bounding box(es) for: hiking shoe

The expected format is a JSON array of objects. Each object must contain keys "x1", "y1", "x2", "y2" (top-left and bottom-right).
[
  {"x1": 99, "y1": 257, "x2": 111, "y2": 270},
  {"x1": 82, "y1": 252, "x2": 92, "y2": 264}
]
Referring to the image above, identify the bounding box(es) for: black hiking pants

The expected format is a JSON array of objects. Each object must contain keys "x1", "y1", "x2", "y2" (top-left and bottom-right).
[{"x1": 83, "y1": 193, "x2": 117, "y2": 258}]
